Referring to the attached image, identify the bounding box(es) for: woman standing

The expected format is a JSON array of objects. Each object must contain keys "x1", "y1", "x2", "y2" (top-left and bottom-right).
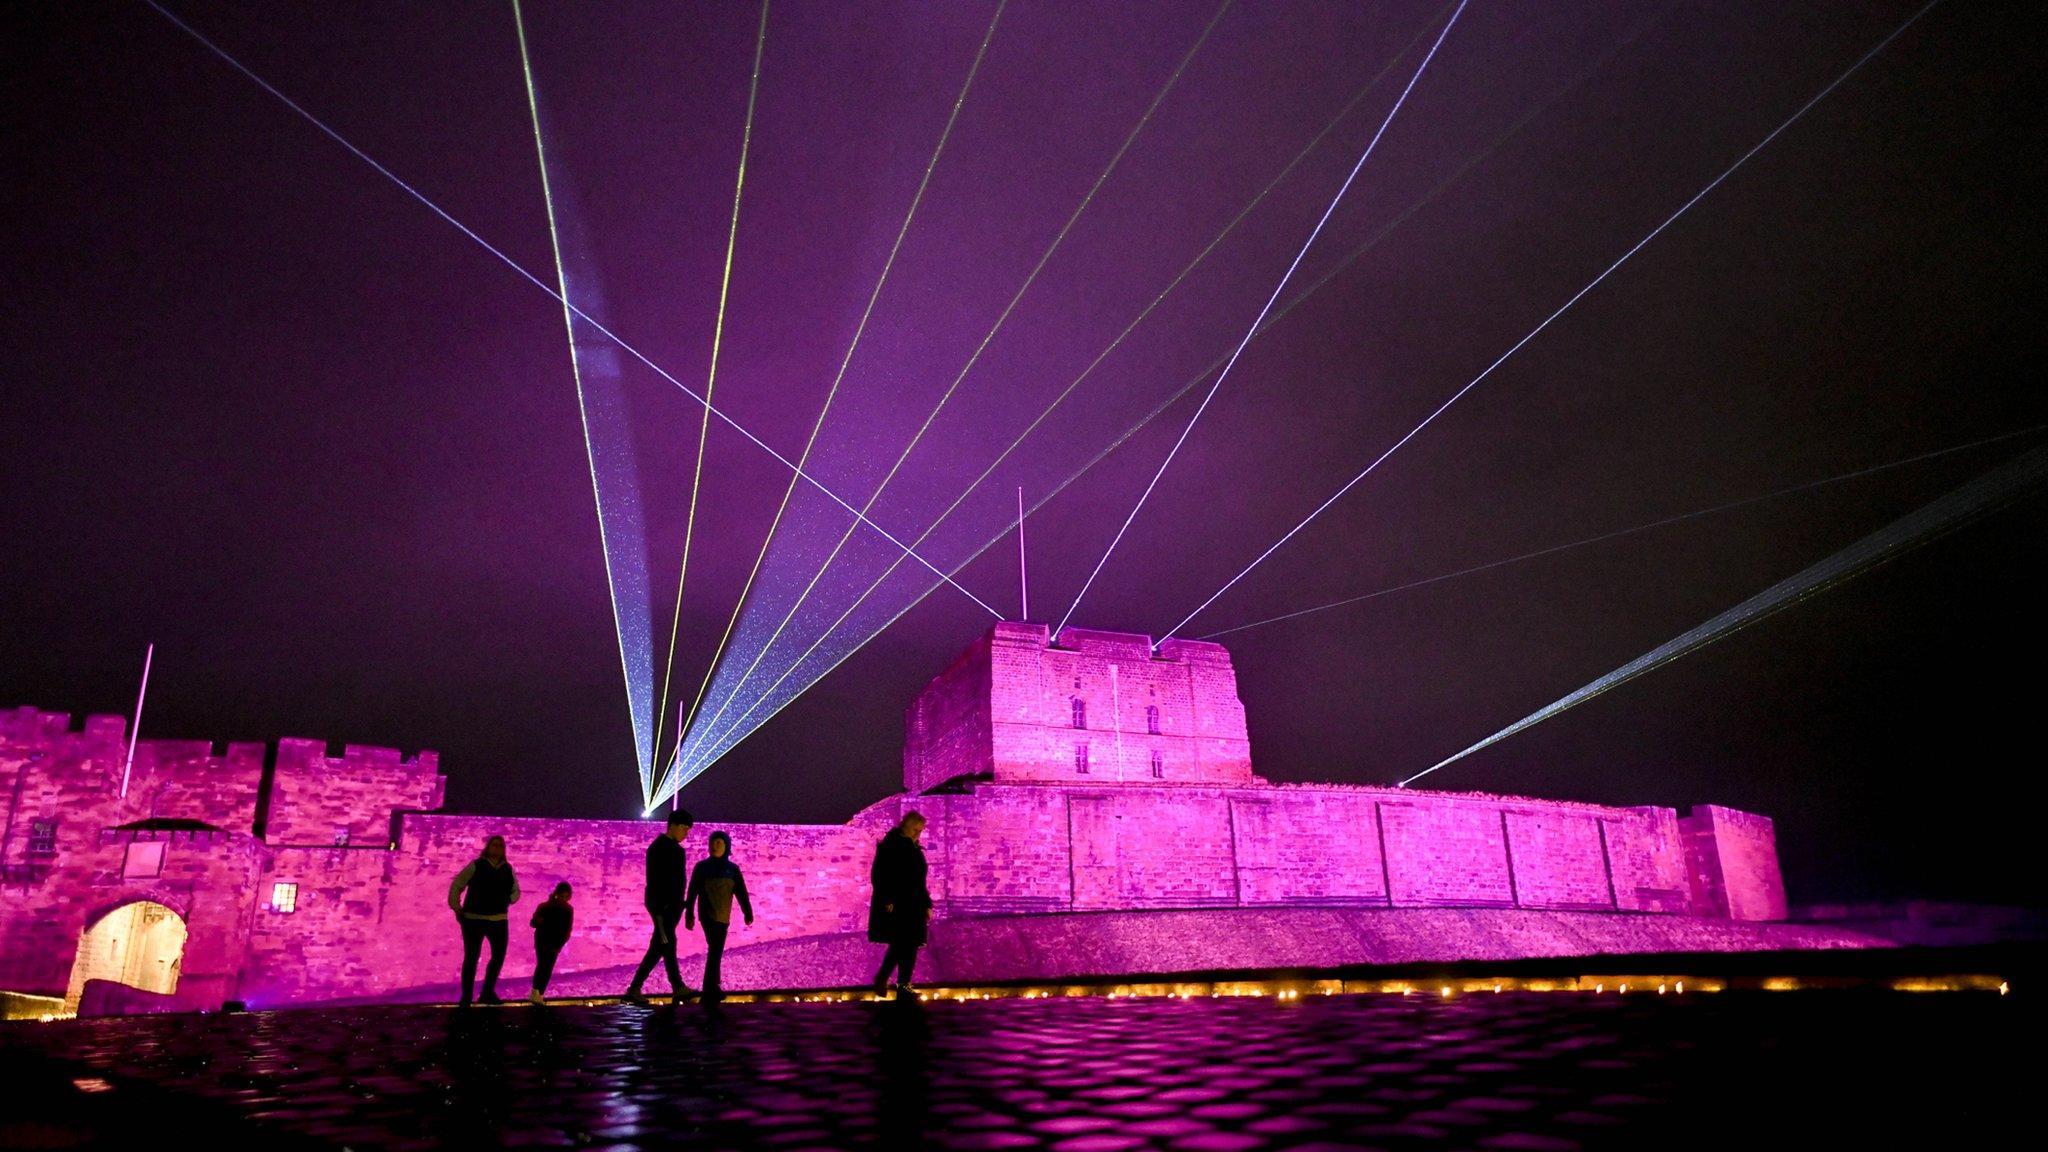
[
  {"x1": 448, "y1": 835, "x2": 521, "y2": 1006},
  {"x1": 868, "y1": 811, "x2": 932, "y2": 999},
  {"x1": 684, "y1": 831, "x2": 753, "y2": 1003}
]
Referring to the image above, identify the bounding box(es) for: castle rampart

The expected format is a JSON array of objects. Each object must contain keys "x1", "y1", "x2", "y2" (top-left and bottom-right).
[{"x1": 0, "y1": 624, "x2": 1794, "y2": 1012}]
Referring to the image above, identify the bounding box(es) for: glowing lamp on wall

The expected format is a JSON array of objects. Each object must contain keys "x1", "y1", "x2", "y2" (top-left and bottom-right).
[{"x1": 271, "y1": 882, "x2": 298, "y2": 914}]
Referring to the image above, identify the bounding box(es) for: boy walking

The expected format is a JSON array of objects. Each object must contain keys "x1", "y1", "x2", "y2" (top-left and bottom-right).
[{"x1": 685, "y1": 831, "x2": 754, "y2": 1002}]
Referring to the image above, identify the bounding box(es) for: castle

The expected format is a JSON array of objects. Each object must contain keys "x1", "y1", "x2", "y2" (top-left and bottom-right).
[{"x1": 0, "y1": 623, "x2": 1826, "y2": 1016}]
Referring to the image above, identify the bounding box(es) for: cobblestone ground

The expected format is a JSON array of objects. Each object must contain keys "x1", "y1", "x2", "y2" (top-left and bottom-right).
[{"x1": 0, "y1": 992, "x2": 2027, "y2": 1149}]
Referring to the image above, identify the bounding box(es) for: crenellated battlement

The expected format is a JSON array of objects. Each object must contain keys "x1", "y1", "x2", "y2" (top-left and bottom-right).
[
  {"x1": 0, "y1": 707, "x2": 130, "y2": 748},
  {"x1": 0, "y1": 708, "x2": 445, "y2": 845}
]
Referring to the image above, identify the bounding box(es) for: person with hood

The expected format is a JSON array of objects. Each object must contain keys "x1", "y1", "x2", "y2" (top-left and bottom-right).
[
  {"x1": 528, "y1": 881, "x2": 574, "y2": 1004},
  {"x1": 868, "y1": 811, "x2": 932, "y2": 999},
  {"x1": 624, "y1": 808, "x2": 696, "y2": 1004},
  {"x1": 684, "y1": 831, "x2": 754, "y2": 1003},
  {"x1": 448, "y1": 834, "x2": 521, "y2": 1006}
]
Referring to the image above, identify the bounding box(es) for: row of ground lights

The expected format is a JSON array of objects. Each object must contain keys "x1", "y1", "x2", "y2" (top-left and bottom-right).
[
  {"x1": 20, "y1": 975, "x2": 2014, "y2": 1022},
  {"x1": 740, "y1": 974, "x2": 2010, "y2": 1004}
]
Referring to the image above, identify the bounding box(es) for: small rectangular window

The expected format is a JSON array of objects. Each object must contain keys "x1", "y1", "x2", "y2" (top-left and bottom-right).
[
  {"x1": 272, "y1": 882, "x2": 299, "y2": 913},
  {"x1": 122, "y1": 840, "x2": 164, "y2": 879},
  {"x1": 1074, "y1": 743, "x2": 1090, "y2": 774},
  {"x1": 1150, "y1": 750, "x2": 1164, "y2": 779},
  {"x1": 331, "y1": 826, "x2": 351, "y2": 847},
  {"x1": 27, "y1": 820, "x2": 57, "y2": 856},
  {"x1": 1071, "y1": 697, "x2": 1087, "y2": 729},
  {"x1": 1145, "y1": 705, "x2": 1160, "y2": 735}
]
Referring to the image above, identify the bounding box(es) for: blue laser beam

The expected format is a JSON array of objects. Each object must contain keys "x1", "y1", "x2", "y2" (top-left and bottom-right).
[
  {"x1": 514, "y1": 0, "x2": 655, "y2": 796},
  {"x1": 1404, "y1": 443, "x2": 2048, "y2": 788},
  {"x1": 653, "y1": 0, "x2": 771, "y2": 781},
  {"x1": 1200, "y1": 425, "x2": 2048, "y2": 641},
  {"x1": 142, "y1": 0, "x2": 1000, "y2": 632},
  {"x1": 1155, "y1": 0, "x2": 1943, "y2": 648},
  {"x1": 1057, "y1": 0, "x2": 1470, "y2": 637}
]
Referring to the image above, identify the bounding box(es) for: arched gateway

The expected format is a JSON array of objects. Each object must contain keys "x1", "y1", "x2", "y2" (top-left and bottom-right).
[{"x1": 64, "y1": 899, "x2": 187, "y2": 1012}]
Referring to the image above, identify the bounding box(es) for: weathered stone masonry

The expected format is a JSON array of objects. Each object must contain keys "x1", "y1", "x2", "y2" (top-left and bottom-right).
[{"x1": 0, "y1": 623, "x2": 1787, "y2": 1011}]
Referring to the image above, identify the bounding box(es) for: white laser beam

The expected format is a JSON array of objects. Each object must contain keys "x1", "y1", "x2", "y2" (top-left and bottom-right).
[
  {"x1": 514, "y1": 0, "x2": 656, "y2": 795},
  {"x1": 680, "y1": 0, "x2": 1234, "y2": 770},
  {"x1": 1405, "y1": 443, "x2": 2048, "y2": 787},
  {"x1": 1058, "y1": 0, "x2": 1470, "y2": 636},
  {"x1": 143, "y1": 0, "x2": 999, "y2": 633},
  {"x1": 1156, "y1": 0, "x2": 1943, "y2": 648},
  {"x1": 650, "y1": 0, "x2": 1010, "y2": 809},
  {"x1": 1200, "y1": 425, "x2": 2048, "y2": 640}
]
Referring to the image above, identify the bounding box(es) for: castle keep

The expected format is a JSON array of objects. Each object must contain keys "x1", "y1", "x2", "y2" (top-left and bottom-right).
[{"x1": 1, "y1": 623, "x2": 1798, "y2": 1014}]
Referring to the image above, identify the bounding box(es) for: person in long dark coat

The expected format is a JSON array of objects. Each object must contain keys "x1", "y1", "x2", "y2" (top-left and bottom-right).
[
  {"x1": 869, "y1": 811, "x2": 932, "y2": 998},
  {"x1": 448, "y1": 835, "x2": 521, "y2": 1006}
]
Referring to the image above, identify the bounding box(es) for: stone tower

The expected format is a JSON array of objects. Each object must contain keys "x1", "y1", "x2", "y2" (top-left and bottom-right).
[{"x1": 902, "y1": 622, "x2": 1257, "y2": 794}]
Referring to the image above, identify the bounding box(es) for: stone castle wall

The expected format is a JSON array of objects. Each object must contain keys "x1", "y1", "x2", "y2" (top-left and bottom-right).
[
  {"x1": 896, "y1": 783, "x2": 1693, "y2": 917},
  {"x1": 0, "y1": 623, "x2": 1787, "y2": 1010},
  {"x1": 233, "y1": 783, "x2": 1700, "y2": 1004},
  {"x1": 0, "y1": 707, "x2": 443, "y2": 1008},
  {"x1": 1682, "y1": 804, "x2": 1788, "y2": 921},
  {"x1": 240, "y1": 815, "x2": 877, "y2": 1007}
]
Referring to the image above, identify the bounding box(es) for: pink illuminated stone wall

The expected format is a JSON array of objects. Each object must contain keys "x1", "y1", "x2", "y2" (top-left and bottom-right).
[
  {"x1": 908, "y1": 623, "x2": 1255, "y2": 793},
  {"x1": 903, "y1": 632, "x2": 995, "y2": 793},
  {"x1": 263, "y1": 739, "x2": 445, "y2": 848},
  {"x1": 1681, "y1": 804, "x2": 1789, "y2": 921},
  {"x1": 237, "y1": 815, "x2": 874, "y2": 1007},
  {"x1": 1600, "y1": 806, "x2": 1693, "y2": 915},
  {"x1": 0, "y1": 706, "x2": 448, "y2": 1008},
  {"x1": 1231, "y1": 790, "x2": 1388, "y2": 906},
  {"x1": 854, "y1": 781, "x2": 1694, "y2": 921},
  {"x1": 0, "y1": 624, "x2": 1791, "y2": 1011}
]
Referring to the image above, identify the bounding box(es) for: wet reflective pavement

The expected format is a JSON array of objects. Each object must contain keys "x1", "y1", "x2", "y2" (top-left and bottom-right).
[{"x1": 0, "y1": 991, "x2": 2027, "y2": 1149}]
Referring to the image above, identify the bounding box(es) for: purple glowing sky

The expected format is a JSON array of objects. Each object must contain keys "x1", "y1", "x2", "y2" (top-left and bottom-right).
[{"x1": 3, "y1": 1, "x2": 2043, "y2": 902}]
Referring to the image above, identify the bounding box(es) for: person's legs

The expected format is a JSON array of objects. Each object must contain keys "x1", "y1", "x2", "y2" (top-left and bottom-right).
[
  {"x1": 875, "y1": 943, "x2": 900, "y2": 991},
  {"x1": 459, "y1": 918, "x2": 485, "y2": 1004},
  {"x1": 627, "y1": 913, "x2": 666, "y2": 995},
  {"x1": 702, "y1": 920, "x2": 728, "y2": 997},
  {"x1": 532, "y1": 938, "x2": 561, "y2": 996},
  {"x1": 894, "y1": 944, "x2": 921, "y2": 990},
  {"x1": 658, "y1": 909, "x2": 689, "y2": 998},
  {"x1": 480, "y1": 920, "x2": 508, "y2": 1001}
]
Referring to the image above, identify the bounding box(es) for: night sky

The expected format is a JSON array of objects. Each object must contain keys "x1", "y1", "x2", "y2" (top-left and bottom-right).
[{"x1": 5, "y1": 1, "x2": 2042, "y2": 906}]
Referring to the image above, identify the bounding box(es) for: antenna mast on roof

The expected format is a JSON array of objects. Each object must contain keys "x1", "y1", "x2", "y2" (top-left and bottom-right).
[
  {"x1": 120, "y1": 642, "x2": 153, "y2": 800},
  {"x1": 1017, "y1": 486, "x2": 1030, "y2": 622}
]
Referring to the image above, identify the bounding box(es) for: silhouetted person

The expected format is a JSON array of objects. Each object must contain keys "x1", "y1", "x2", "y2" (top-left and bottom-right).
[
  {"x1": 869, "y1": 811, "x2": 932, "y2": 998},
  {"x1": 449, "y1": 834, "x2": 520, "y2": 1006},
  {"x1": 528, "y1": 881, "x2": 574, "y2": 1004},
  {"x1": 624, "y1": 808, "x2": 697, "y2": 1004},
  {"x1": 685, "y1": 831, "x2": 754, "y2": 1003}
]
